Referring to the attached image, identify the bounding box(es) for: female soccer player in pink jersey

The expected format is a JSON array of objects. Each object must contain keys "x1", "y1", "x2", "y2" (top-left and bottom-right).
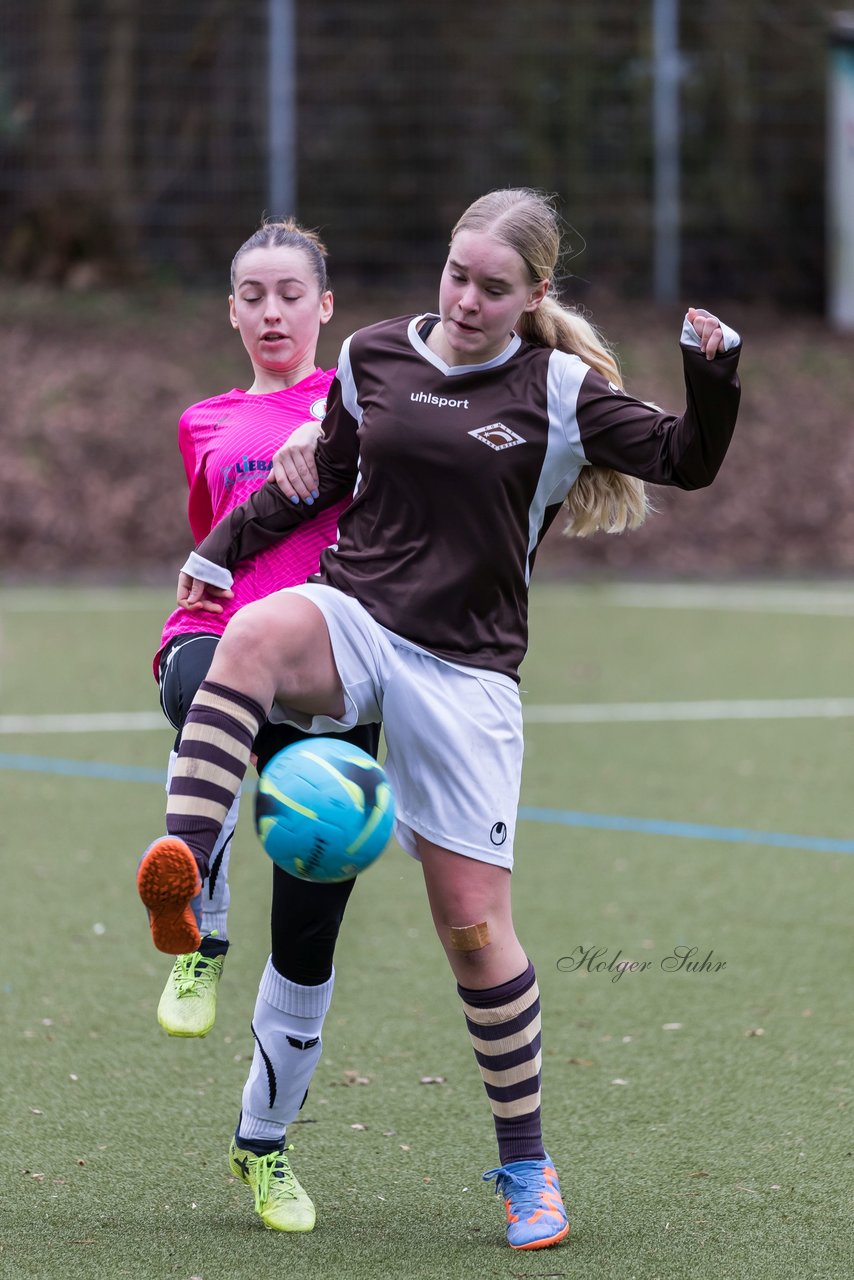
[
  {"x1": 140, "y1": 189, "x2": 742, "y2": 1248},
  {"x1": 150, "y1": 220, "x2": 377, "y2": 1047}
]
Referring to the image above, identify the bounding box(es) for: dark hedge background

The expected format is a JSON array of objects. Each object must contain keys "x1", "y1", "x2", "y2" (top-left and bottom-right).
[
  {"x1": 0, "y1": 2, "x2": 848, "y2": 307},
  {"x1": 3, "y1": 284, "x2": 852, "y2": 579}
]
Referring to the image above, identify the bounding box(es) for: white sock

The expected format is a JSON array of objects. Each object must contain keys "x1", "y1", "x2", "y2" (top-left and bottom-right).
[
  {"x1": 166, "y1": 748, "x2": 239, "y2": 939},
  {"x1": 238, "y1": 959, "x2": 335, "y2": 1144}
]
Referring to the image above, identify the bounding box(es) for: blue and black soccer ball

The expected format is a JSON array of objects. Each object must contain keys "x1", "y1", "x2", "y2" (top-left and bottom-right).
[{"x1": 255, "y1": 737, "x2": 395, "y2": 882}]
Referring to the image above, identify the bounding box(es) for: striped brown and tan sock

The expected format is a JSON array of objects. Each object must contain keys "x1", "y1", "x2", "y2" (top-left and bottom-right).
[
  {"x1": 166, "y1": 679, "x2": 266, "y2": 875},
  {"x1": 458, "y1": 960, "x2": 545, "y2": 1165}
]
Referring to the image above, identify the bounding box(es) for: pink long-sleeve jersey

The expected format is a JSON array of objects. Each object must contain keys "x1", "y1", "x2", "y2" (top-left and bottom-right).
[{"x1": 155, "y1": 367, "x2": 345, "y2": 676}]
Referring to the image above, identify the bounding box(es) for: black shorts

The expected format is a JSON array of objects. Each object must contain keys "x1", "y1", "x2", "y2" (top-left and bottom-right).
[{"x1": 158, "y1": 632, "x2": 379, "y2": 769}]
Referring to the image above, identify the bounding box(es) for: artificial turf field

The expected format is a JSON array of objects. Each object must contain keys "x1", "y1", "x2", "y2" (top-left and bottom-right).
[{"x1": 1, "y1": 581, "x2": 852, "y2": 1280}]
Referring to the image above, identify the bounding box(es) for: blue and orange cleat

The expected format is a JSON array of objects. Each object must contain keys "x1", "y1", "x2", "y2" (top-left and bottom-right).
[
  {"x1": 483, "y1": 1154, "x2": 569, "y2": 1250},
  {"x1": 137, "y1": 837, "x2": 202, "y2": 955}
]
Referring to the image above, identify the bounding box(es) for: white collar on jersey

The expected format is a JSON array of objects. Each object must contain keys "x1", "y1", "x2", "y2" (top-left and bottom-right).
[{"x1": 408, "y1": 314, "x2": 522, "y2": 377}]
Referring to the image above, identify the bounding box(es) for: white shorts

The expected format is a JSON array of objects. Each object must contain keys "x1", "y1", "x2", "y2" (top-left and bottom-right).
[{"x1": 266, "y1": 583, "x2": 524, "y2": 869}]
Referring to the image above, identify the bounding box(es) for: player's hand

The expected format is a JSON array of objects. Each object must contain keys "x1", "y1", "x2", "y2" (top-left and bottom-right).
[
  {"x1": 272, "y1": 420, "x2": 322, "y2": 504},
  {"x1": 177, "y1": 571, "x2": 234, "y2": 613},
  {"x1": 687, "y1": 307, "x2": 726, "y2": 360}
]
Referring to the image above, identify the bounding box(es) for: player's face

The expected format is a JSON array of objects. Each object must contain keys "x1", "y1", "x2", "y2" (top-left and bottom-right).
[
  {"x1": 229, "y1": 246, "x2": 333, "y2": 389},
  {"x1": 435, "y1": 230, "x2": 548, "y2": 365}
]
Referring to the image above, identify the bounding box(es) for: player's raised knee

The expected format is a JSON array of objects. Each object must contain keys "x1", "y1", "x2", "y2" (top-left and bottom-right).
[{"x1": 218, "y1": 595, "x2": 308, "y2": 665}]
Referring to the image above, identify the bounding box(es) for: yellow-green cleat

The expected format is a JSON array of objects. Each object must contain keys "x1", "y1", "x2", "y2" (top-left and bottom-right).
[
  {"x1": 229, "y1": 1138, "x2": 316, "y2": 1232},
  {"x1": 157, "y1": 950, "x2": 225, "y2": 1038}
]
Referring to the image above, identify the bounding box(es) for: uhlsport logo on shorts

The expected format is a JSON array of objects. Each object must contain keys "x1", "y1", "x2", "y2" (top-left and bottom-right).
[
  {"x1": 469, "y1": 423, "x2": 526, "y2": 451},
  {"x1": 490, "y1": 821, "x2": 508, "y2": 846}
]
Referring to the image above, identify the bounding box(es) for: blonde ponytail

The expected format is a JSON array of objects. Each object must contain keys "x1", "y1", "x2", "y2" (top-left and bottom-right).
[{"x1": 519, "y1": 296, "x2": 649, "y2": 537}]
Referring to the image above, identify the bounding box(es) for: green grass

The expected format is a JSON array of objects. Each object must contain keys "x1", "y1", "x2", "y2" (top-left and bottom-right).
[{"x1": 1, "y1": 583, "x2": 852, "y2": 1279}]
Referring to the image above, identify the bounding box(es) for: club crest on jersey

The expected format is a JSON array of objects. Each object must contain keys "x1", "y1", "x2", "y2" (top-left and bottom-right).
[
  {"x1": 309, "y1": 397, "x2": 328, "y2": 419},
  {"x1": 468, "y1": 423, "x2": 526, "y2": 451}
]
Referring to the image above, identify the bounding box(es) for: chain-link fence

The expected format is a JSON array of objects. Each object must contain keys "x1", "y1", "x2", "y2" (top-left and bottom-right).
[{"x1": 0, "y1": 1, "x2": 843, "y2": 305}]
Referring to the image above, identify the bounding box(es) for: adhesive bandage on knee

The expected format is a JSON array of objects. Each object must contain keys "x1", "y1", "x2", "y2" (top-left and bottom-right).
[{"x1": 449, "y1": 921, "x2": 491, "y2": 952}]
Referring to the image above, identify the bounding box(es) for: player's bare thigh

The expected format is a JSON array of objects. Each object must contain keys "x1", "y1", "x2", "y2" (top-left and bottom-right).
[{"x1": 206, "y1": 591, "x2": 346, "y2": 719}]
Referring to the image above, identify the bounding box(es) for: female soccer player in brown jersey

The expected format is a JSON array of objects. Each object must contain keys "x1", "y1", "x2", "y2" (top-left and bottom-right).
[{"x1": 138, "y1": 188, "x2": 741, "y2": 1250}]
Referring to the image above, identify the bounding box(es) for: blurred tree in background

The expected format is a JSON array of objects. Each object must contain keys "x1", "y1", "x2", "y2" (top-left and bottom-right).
[
  {"x1": 0, "y1": 1, "x2": 844, "y2": 306},
  {"x1": 3, "y1": 1, "x2": 853, "y2": 578},
  {"x1": 2, "y1": 0, "x2": 266, "y2": 283}
]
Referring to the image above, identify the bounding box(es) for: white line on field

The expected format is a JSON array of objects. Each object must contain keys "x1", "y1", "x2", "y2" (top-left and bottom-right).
[
  {"x1": 522, "y1": 698, "x2": 854, "y2": 723},
  {"x1": 4, "y1": 700, "x2": 854, "y2": 735},
  {"x1": 0, "y1": 712, "x2": 168, "y2": 734},
  {"x1": 605, "y1": 584, "x2": 854, "y2": 615}
]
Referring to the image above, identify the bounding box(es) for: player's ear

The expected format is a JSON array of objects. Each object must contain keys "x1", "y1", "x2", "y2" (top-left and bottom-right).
[
  {"x1": 228, "y1": 295, "x2": 239, "y2": 329},
  {"x1": 523, "y1": 279, "x2": 549, "y2": 313},
  {"x1": 319, "y1": 290, "x2": 334, "y2": 325}
]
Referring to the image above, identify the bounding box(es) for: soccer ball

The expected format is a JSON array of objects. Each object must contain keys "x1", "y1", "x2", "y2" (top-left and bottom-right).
[{"x1": 255, "y1": 737, "x2": 395, "y2": 882}]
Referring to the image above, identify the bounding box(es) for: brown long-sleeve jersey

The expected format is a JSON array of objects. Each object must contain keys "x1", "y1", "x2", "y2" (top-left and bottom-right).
[{"x1": 190, "y1": 315, "x2": 741, "y2": 681}]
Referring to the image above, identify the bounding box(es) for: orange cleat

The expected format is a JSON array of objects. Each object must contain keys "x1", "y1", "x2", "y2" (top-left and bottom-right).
[{"x1": 137, "y1": 837, "x2": 202, "y2": 955}]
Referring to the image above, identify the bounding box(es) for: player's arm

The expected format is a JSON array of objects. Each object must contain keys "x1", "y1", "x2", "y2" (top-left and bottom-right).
[
  {"x1": 573, "y1": 309, "x2": 741, "y2": 489},
  {"x1": 180, "y1": 369, "x2": 361, "y2": 594}
]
